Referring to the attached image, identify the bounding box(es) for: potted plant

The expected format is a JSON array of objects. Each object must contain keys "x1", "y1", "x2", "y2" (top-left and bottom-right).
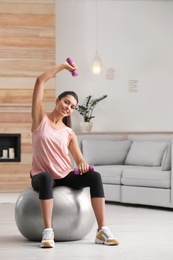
[{"x1": 75, "y1": 94, "x2": 107, "y2": 132}]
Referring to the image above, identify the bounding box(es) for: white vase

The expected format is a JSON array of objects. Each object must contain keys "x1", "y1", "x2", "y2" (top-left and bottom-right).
[{"x1": 80, "y1": 122, "x2": 93, "y2": 132}]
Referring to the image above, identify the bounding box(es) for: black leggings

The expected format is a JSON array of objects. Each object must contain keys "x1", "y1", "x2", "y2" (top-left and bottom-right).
[{"x1": 31, "y1": 171, "x2": 105, "y2": 200}]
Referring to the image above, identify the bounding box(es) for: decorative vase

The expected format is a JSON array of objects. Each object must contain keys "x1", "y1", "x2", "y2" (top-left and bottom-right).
[{"x1": 80, "y1": 122, "x2": 93, "y2": 132}]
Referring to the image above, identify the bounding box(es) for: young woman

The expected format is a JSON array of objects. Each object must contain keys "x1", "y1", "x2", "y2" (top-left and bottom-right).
[{"x1": 30, "y1": 60, "x2": 119, "y2": 248}]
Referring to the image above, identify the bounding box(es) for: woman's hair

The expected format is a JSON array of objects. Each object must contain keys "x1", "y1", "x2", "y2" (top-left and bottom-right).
[{"x1": 58, "y1": 91, "x2": 78, "y2": 128}]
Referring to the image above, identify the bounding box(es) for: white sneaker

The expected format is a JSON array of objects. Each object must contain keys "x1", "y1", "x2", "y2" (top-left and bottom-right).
[
  {"x1": 40, "y1": 228, "x2": 54, "y2": 248},
  {"x1": 95, "y1": 226, "x2": 119, "y2": 246}
]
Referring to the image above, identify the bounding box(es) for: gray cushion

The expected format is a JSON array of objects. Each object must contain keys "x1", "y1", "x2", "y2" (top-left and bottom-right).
[
  {"x1": 161, "y1": 143, "x2": 171, "y2": 171},
  {"x1": 77, "y1": 134, "x2": 125, "y2": 150},
  {"x1": 95, "y1": 165, "x2": 123, "y2": 184},
  {"x1": 121, "y1": 168, "x2": 171, "y2": 188},
  {"x1": 82, "y1": 139, "x2": 131, "y2": 165},
  {"x1": 125, "y1": 141, "x2": 168, "y2": 166}
]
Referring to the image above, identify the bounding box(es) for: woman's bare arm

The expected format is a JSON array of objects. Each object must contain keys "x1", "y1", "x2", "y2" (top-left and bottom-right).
[
  {"x1": 69, "y1": 131, "x2": 89, "y2": 174},
  {"x1": 31, "y1": 63, "x2": 76, "y2": 132}
]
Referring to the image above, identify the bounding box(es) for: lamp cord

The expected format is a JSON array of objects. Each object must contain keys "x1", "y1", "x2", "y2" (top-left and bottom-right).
[{"x1": 95, "y1": 0, "x2": 98, "y2": 52}]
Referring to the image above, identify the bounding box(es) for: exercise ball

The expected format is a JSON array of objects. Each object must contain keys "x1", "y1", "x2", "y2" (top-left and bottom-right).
[{"x1": 15, "y1": 187, "x2": 95, "y2": 242}]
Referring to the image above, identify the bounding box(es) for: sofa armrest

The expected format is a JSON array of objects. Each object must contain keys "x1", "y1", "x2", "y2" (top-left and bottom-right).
[{"x1": 170, "y1": 136, "x2": 173, "y2": 203}]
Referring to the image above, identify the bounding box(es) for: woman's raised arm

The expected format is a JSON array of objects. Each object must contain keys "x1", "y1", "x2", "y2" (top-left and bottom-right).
[{"x1": 31, "y1": 62, "x2": 76, "y2": 131}]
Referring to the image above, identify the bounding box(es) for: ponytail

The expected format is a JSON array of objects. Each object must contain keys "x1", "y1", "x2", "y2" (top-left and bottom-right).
[{"x1": 62, "y1": 116, "x2": 72, "y2": 128}]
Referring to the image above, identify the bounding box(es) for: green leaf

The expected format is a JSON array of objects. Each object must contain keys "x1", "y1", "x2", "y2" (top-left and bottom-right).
[{"x1": 75, "y1": 95, "x2": 107, "y2": 122}]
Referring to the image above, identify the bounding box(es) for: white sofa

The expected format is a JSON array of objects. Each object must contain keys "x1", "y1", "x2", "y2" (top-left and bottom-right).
[{"x1": 76, "y1": 133, "x2": 173, "y2": 208}]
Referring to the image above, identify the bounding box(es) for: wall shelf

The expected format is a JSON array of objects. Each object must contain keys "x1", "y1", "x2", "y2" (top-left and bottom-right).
[{"x1": 0, "y1": 134, "x2": 21, "y2": 162}]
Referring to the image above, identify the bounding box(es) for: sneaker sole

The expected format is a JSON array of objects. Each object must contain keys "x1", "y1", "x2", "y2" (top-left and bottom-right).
[
  {"x1": 40, "y1": 241, "x2": 54, "y2": 248},
  {"x1": 95, "y1": 238, "x2": 119, "y2": 246}
]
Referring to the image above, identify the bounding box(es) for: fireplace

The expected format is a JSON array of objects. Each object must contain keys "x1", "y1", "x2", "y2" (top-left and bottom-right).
[{"x1": 0, "y1": 134, "x2": 21, "y2": 162}]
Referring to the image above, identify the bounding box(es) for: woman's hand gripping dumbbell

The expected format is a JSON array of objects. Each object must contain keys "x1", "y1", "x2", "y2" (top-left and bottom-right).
[{"x1": 74, "y1": 165, "x2": 94, "y2": 175}]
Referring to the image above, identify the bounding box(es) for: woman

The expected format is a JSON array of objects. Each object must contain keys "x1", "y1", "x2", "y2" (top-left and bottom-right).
[{"x1": 30, "y1": 60, "x2": 119, "y2": 248}]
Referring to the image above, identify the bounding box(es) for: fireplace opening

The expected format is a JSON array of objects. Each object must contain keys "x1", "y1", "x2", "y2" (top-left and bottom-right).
[{"x1": 0, "y1": 134, "x2": 21, "y2": 162}]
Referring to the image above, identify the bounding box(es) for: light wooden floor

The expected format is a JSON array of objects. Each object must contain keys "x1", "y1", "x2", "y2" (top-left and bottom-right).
[{"x1": 1, "y1": 193, "x2": 173, "y2": 260}]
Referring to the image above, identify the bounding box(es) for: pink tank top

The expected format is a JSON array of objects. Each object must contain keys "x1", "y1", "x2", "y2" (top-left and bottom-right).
[{"x1": 30, "y1": 114, "x2": 73, "y2": 179}]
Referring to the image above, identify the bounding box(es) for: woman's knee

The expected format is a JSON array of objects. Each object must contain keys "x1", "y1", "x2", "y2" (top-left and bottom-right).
[
  {"x1": 90, "y1": 171, "x2": 102, "y2": 183},
  {"x1": 31, "y1": 172, "x2": 53, "y2": 192},
  {"x1": 39, "y1": 172, "x2": 53, "y2": 184},
  {"x1": 89, "y1": 171, "x2": 104, "y2": 198}
]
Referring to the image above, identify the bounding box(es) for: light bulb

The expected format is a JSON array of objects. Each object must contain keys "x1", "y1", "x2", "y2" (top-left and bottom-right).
[{"x1": 91, "y1": 52, "x2": 102, "y2": 75}]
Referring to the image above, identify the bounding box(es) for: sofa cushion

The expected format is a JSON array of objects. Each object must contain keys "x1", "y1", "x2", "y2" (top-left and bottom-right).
[
  {"x1": 82, "y1": 139, "x2": 131, "y2": 165},
  {"x1": 94, "y1": 165, "x2": 123, "y2": 184},
  {"x1": 125, "y1": 141, "x2": 168, "y2": 167},
  {"x1": 161, "y1": 143, "x2": 171, "y2": 171},
  {"x1": 77, "y1": 134, "x2": 125, "y2": 149},
  {"x1": 121, "y1": 168, "x2": 171, "y2": 188}
]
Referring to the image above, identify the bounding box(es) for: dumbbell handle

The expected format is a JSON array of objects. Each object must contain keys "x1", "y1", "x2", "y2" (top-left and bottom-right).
[
  {"x1": 66, "y1": 57, "x2": 78, "y2": 77},
  {"x1": 74, "y1": 165, "x2": 94, "y2": 175}
]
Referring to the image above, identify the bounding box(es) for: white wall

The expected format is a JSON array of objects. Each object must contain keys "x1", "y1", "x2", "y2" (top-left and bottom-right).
[{"x1": 56, "y1": 0, "x2": 173, "y2": 132}]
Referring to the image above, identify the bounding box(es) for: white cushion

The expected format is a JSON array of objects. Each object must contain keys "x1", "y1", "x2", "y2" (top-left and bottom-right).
[
  {"x1": 77, "y1": 134, "x2": 125, "y2": 149},
  {"x1": 121, "y1": 168, "x2": 171, "y2": 188},
  {"x1": 125, "y1": 141, "x2": 168, "y2": 166},
  {"x1": 82, "y1": 139, "x2": 131, "y2": 165},
  {"x1": 161, "y1": 143, "x2": 171, "y2": 171}
]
